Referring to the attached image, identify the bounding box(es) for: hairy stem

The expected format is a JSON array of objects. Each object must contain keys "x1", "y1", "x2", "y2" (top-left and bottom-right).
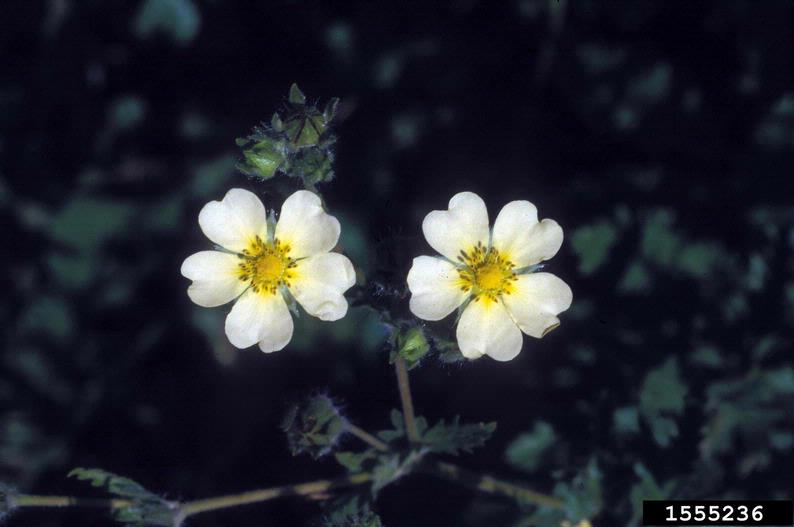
[
  {"x1": 346, "y1": 422, "x2": 390, "y2": 452},
  {"x1": 10, "y1": 474, "x2": 372, "y2": 524},
  {"x1": 394, "y1": 356, "x2": 419, "y2": 442},
  {"x1": 10, "y1": 461, "x2": 561, "y2": 522},
  {"x1": 176, "y1": 473, "x2": 372, "y2": 521},
  {"x1": 425, "y1": 460, "x2": 563, "y2": 509},
  {"x1": 9, "y1": 495, "x2": 133, "y2": 509}
]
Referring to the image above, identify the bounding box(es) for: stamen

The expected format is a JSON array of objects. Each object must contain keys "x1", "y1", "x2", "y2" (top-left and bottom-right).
[
  {"x1": 457, "y1": 246, "x2": 516, "y2": 303},
  {"x1": 237, "y1": 237, "x2": 295, "y2": 296}
]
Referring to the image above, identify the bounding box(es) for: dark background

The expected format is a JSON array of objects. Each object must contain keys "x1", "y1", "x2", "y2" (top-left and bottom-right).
[{"x1": 2, "y1": 1, "x2": 793, "y2": 526}]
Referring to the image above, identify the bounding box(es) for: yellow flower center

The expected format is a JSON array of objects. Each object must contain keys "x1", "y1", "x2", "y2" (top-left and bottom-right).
[
  {"x1": 237, "y1": 237, "x2": 296, "y2": 295},
  {"x1": 457, "y1": 242, "x2": 517, "y2": 303}
]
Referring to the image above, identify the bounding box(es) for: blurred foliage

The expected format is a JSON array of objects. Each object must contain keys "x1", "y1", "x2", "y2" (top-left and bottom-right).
[
  {"x1": 519, "y1": 460, "x2": 602, "y2": 527},
  {"x1": 505, "y1": 421, "x2": 556, "y2": 473},
  {"x1": 133, "y1": 0, "x2": 200, "y2": 45},
  {"x1": 638, "y1": 358, "x2": 687, "y2": 448},
  {"x1": 2, "y1": 0, "x2": 794, "y2": 526}
]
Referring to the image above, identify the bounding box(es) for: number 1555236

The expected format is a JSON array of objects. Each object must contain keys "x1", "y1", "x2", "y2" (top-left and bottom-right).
[{"x1": 643, "y1": 500, "x2": 792, "y2": 526}]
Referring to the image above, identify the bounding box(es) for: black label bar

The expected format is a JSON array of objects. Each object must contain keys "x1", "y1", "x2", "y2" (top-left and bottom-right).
[{"x1": 643, "y1": 500, "x2": 793, "y2": 526}]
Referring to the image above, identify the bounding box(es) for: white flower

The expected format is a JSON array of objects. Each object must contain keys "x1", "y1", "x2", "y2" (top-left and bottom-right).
[
  {"x1": 407, "y1": 191, "x2": 572, "y2": 362},
  {"x1": 181, "y1": 188, "x2": 356, "y2": 353}
]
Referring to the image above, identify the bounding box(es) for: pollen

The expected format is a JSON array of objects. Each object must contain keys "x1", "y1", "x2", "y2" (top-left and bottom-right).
[
  {"x1": 237, "y1": 236, "x2": 296, "y2": 295},
  {"x1": 457, "y1": 241, "x2": 517, "y2": 303}
]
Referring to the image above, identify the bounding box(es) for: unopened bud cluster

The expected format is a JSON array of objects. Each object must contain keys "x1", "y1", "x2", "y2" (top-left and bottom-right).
[{"x1": 236, "y1": 84, "x2": 340, "y2": 187}]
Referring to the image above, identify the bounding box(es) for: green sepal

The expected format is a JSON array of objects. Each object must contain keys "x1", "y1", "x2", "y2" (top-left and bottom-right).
[
  {"x1": 285, "y1": 114, "x2": 327, "y2": 147},
  {"x1": 289, "y1": 83, "x2": 307, "y2": 105},
  {"x1": 271, "y1": 112, "x2": 284, "y2": 132},
  {"x1": 324, "y1": 97, "x2": 340, "y2": 124},
  {"x1": 237, "y1": 137, "x2": 286, "y2": 180}
]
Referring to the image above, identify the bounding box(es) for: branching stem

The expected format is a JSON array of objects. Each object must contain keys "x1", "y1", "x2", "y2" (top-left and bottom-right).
[
  {"x1": 345, "y1": 420, "x2": 563, "y2": 511},
  {"x1": 9, "y1": 461, "x2": 561, "y2": 522}
]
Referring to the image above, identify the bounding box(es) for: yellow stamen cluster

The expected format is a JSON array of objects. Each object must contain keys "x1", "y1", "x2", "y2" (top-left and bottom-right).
[
  {"x1": 237, "y1": 236, "x2": 296, "y2": 295},
  {"x1": 457, "y1": 241, "x2": 517, "y2": 303}
]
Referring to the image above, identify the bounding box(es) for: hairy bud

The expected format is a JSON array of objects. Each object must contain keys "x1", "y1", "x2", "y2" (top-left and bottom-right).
[{"x1": 283, "y1": 394, "x2": 346, "y2": 459}]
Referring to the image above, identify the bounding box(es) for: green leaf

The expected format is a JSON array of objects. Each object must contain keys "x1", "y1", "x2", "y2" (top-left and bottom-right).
[
  {"x1": 377, "y1": 411, "x2": 495, "y2": 455},
  {"x1": 335, "y1": 451, "x2": 376, "y2": 473},
  {"x1": 370, "y1": 454, "x2": 400, "y2": 495},
  {"x1": 324, "y1": 495, "x2": 383, "y2": 527},
  {"x1": 419, "y1": 416, "x2": 496, "y2": 456},
  {"x1": 639, "y1": 358, "x2": 687, "y2": 447},
  {"x1": 68, "y1": 468, "x2": 174, "y2": 526},
  {"x1": 69, "y1": 468, "x2": 148, "y2": 499},
  {"x1": 505, "y1": 421, "x2": 556, "y2": 472}
]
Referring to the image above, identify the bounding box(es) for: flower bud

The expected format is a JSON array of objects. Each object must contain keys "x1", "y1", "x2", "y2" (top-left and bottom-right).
[
  {"x1": 391, "y1": 326, "x2": 431, "y2": 368},
  {"x1": 237, "y1": 138, "x2": 285, "y2": 180}
]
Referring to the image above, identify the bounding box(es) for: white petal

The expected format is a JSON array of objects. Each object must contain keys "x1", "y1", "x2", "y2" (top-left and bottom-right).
[
  {"x1": 456, "y1": 298, "x2": 523, "y2": 361},
  {"x1": 502, "y1": 272, "x2": 572, "y2": 338},
  {"x1": 275, "y1": 190, "x2": 341, "y2": 259},
  {"x1": 407, "y1": 256, "x2": 468, "y2": 321},
  {"x1": 491, "y1": 200, "x2": 563, "y2": 268},
  {"x1": 224, "y1": 290, "x2": 294, "y2": 352},
  {"x1": 198, "y1": 188, "x2": 268, "y2": 253},
  {"x1": 289, "y1": 252, "x2": 356, "y2": 321},
  {"x1": 422, "y1": 191, "x2": 490, "y2": 261},
  {"x1": 181, "y1": 251, "x2": 247, "y2": 307}
]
